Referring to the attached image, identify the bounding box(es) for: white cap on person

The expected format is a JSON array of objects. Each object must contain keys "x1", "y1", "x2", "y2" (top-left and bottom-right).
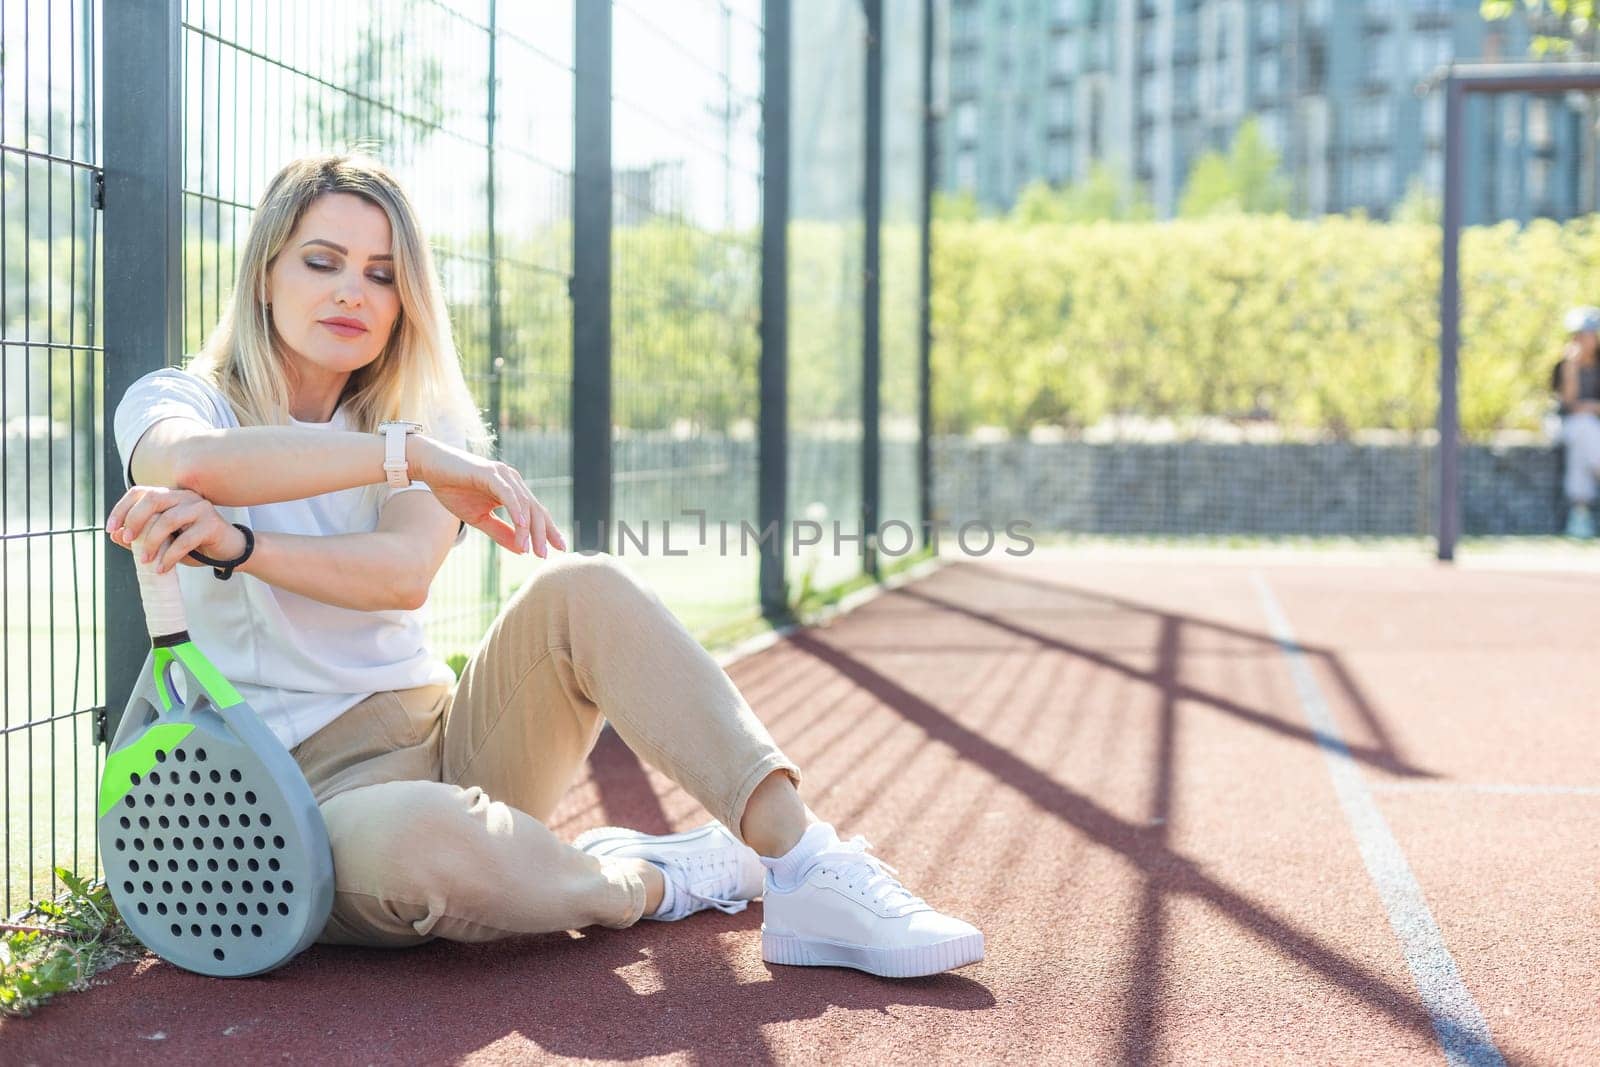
[{"x1": 1565, "y1": 306, "x2": 1600, "y2": 334}]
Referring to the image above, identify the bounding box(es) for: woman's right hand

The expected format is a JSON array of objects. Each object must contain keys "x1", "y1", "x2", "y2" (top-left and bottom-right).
[{"x1": 409, "y1": 436, "x2": 565, "y2": 557}]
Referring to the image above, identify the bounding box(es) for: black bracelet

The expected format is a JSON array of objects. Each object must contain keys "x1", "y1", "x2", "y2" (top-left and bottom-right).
[{"x1": 188, "y1": 523, "x2": 255, "y2": 580}]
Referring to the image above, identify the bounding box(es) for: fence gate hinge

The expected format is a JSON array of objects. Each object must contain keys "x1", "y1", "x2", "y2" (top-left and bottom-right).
[
  {"x1": 92, "y1": 170, "x2": 105, "y2": 210},
  {"x1": 93, "y1": 706, "x2": 108, "y2": 745}
]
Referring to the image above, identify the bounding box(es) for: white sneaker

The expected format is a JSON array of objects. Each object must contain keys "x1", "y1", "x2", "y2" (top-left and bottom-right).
[
  {"x1": 760, "y1": 832, "x2": 985, "y2": 978},
  {"x1": 573, "y1": 820, "x2": 765, "y2": 922}
]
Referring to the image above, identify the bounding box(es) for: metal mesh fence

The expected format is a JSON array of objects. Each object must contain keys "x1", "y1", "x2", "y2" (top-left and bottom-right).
[
  {"x1": 489, "y1": 0, "x2": 577, "y2": 628},
  {"x1": 789, "y1": 0, "x2": 865, "y2": 595},
  {"x1": 608, "y1": 0, "x2": 763, "y2": 633},
  {"x1": 879, "y1": 0, "x2": 924, "y2": 558},
  {"x1": 3, "y1": 0, "x2": 932, "y2": 915},
  {"x1": 177, "y1": 0, "x2": 551, "y2": 664},
  {"x1": 2, "y1": 0, "x2": 105, "y2": 919}
]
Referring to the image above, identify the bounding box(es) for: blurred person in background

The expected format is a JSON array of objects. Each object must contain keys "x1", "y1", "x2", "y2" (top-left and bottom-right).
[{"x1": 1557, "y1": 306, "x2": 1600, "y2": 540}]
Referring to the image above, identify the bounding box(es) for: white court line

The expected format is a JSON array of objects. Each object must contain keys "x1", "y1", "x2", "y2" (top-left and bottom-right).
[
  {"x1": 1250, "y1": 572, "x2": 1506, "y2": 1067},
  {"x1": 1371, "y1": 782, "x2": 1600, "y2": 797}
]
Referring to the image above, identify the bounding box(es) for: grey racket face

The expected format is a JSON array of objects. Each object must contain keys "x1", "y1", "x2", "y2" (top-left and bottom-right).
[{"x1": 99, "y1": 651, "x2": 334, "y2": 978}]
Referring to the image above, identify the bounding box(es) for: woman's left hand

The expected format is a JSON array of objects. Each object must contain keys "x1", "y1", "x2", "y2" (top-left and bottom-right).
[{"x1": 106, "y1": 486, "x2": 248, "y2": 574}]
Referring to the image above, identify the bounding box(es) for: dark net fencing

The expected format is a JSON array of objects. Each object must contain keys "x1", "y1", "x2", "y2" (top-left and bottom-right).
[
  {"x1": 607, "y1": 0, "x2": 763, "y2": 633},
  {"x1": 929, "y1": 210, "x2": 1578, "y2": 543},
  {"x1": 1, "y1": 0, "x2": 105, "y2": 925}
]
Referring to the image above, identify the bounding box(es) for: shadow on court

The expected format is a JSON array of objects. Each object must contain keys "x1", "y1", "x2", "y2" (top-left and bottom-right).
[{"x1": 6, "y1": 551, "x2": 1594, "y2": 1065}]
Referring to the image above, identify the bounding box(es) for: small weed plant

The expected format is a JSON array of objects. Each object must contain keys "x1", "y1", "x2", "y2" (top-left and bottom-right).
[{"x1": 1, "y1": 867, "x2": 144, "y2": 1018}]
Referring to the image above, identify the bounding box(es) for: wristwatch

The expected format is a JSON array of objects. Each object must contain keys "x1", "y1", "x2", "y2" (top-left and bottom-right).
[{"x1": 378, "y1": 421, "x2": 425, "y2": 488}]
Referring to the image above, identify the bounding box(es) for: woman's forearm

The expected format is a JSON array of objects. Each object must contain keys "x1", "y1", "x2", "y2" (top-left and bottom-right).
[
  {"x1": 152, "y1": 425, "x2": 423, "y2": 507},
  {"x1": 236, "y1": 530, "x2": 431, "y2": 612}
]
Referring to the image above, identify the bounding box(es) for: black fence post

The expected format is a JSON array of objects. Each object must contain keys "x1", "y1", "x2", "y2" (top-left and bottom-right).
[
  {"x1": 862, "y1": 0, "x2": 883, "y2": 579},
  {"x1": 484, "y1": 0, "x2": 504, "y2": 609},
  {"x1": 760, "y1": 0, "x2": 791, "y2": 617},
  {"x1": 101, "y1": 0, "x2": 182, "y2": 743},
  {"x1": 918, "y1": 0, "x2": 934, "y2": 549},
  {"x1": 572, "y1": 0, "x2": 613, "y2": 554},
  {"x1": 1439, "y1": 74, "x2": 1464, "y2": 561}
]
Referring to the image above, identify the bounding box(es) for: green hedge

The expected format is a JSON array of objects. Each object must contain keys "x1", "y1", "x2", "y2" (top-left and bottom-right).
[
  {"x1": 124, "y1": 213, "x2": 1599, "y2": 445},
  {"x1": 931, "y1": 214, "x2": 1600, "y2": 440}
]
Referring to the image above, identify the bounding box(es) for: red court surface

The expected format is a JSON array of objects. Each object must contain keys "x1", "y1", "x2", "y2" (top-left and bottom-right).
[{"x1": 5, "y1": 548, "x2": 1597, "y2": 1065}]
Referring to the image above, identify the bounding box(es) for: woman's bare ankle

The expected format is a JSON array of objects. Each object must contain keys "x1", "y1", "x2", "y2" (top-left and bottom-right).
[
  {"x1": 626, "y1": 857, "x2": 665, "y2": 914},
  {"x1": 740, "y1": 770, "x2": 812, "y2": 858}
]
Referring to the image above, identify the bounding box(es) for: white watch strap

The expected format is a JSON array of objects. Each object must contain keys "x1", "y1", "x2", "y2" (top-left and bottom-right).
[{"x1": 383, "y1": 425, "x2": 411, "y2": 488}]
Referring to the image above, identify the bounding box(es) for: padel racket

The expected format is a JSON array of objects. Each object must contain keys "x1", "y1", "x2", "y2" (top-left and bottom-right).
[{"x1": 97, "y1": 551, "x2": 334, "y2": 977}]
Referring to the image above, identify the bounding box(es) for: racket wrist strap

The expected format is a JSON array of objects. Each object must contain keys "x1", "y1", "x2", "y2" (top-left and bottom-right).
[{"x1": 188, "y1": 523, "x2": 255, "y2": 580}]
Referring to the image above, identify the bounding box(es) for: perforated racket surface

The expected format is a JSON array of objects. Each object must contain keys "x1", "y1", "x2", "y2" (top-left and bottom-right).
[{"x1": 97, "y1": 555, "x2": 333, "y2": 977}]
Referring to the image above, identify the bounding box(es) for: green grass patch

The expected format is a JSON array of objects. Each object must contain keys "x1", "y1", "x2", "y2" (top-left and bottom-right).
[{"x1": 1, "y1": 867, "x2": 143, "y2": 1018}]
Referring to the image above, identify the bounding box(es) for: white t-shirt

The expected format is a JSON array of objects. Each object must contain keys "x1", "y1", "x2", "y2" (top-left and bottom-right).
[{"x1": 113, "y1": 368, "x2": 466, "y2": 751}]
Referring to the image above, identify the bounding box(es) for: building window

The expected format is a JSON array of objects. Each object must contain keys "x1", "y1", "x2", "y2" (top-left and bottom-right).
[
  {"x1": 1257, "y1": 2, "x2": 1281, "y2": 43},
  {"x1": 1174, "y1": 11, "x2": 1198, "y2": 60},
  {"x1": 1422, "y1": 93, "x2": 1444, "y2": 142},
  {"x1": 1091, "y1": 29, "x2": 1111, "y2": 70},
  {"x1": 1174, "y1": 64, "x2": 1198, "y2": 112},
  {"x1": 952, "y1": 4, "x2": 978, "y2": 42},
  {"x1": 1502, "y1": 96, "x2": 1522, "y2": 147},
  {"x1": 956, "y1": 101, "x2": 978, "y2": 141},
  {"x1": 1048, "y1": 87, "x2": 1073, "y2": 129},
  {"x1": 1140, "y1": 74, "x2": 1161, "y2": 119},
  {"x1": 1353, "y1": 154, "x2": 1393, "y2": 205},
  {"x1": 952, "y1": 51, "x2": 979, "y2": 95},
  {"x1": 1409, "y1": 30, "x2": 1450, "y2": 75},
  {"x1": 1355, "y1": 97, "x2": 1392, "y2": 144},
  {"x1": 1200, "y1": 1, "x2": 1247, "y2": 118},
  {"x1": 1257, "y1": 108, "x2": 1286, "y2": 152},
  {"x1": 1053, "y1": 34, "x2": 1078, "y2": 77},
  {"x1": 1530, "y1": 156, "x2": 1552, "y2": 205},
  {"x1": 955, "y1": 149, "x2": 978, "y2": 190},
  {"x1": 1046, "y1": 138, "x2": 1072, "y2": 183},
  {"x1": 1529, "y1": 98, "x2": 1552, "y2": 148},
  {"x1": 1363, "y1": 34, "x2": 1394, "y2": 84},
  {"x1": 1306, "y1": 38, "x2": 1327, "y2": 93},
  {"x1": 1257, "y1": 54, "x2": 1281, "y2": 98}
]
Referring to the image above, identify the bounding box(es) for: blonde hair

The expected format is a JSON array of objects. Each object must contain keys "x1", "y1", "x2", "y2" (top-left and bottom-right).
[{"x1": 188, "y1": 153, "x2": 490, "y2": 455}]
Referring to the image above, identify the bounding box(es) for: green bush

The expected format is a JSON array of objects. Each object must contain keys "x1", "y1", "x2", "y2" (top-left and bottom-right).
[
  {"x1": 154, "y1": 207, "x2": 1596, "y2": 446},
  {"x1": 931, "y1": 214, "x2": 1600, "y2": 440}
]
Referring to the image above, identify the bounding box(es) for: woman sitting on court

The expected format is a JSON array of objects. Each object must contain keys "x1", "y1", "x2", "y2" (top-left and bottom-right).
[
  {"x1": 1557, "y1": 306, "x2": 1600, "y2": 540},
  {"x1": 104, "y1": 153, "x2": 983, "y2": 978}
]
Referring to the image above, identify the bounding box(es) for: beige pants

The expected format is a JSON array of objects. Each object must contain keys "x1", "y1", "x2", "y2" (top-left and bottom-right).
[{"x1": 289, "y1": 552, "x2": 803, "y2": 948}]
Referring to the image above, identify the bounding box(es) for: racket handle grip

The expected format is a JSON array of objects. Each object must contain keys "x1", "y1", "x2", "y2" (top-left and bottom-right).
[{"x1": 135, "y1": 552, "x2": 188, "y2": 640}]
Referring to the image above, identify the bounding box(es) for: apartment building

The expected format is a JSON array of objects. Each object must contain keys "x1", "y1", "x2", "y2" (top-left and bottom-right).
[{"x1": 941, "y1": 0, "x2": 1592, "y2": 222}]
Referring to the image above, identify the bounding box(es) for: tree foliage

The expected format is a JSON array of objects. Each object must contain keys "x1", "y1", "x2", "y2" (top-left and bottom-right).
[
  {"x1": 1177, "y1": 119, "x2": 1290, "y2": 218},
  {"x1": 932, "y1": 213, "x2": 1594, "y2": 440},
  {"x1": 1482, "y1": 1, "x2": 1599, "y2": 54},
  {"x1": 1010, "y1": 162, "x2": 1155, "y2": 224}
]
